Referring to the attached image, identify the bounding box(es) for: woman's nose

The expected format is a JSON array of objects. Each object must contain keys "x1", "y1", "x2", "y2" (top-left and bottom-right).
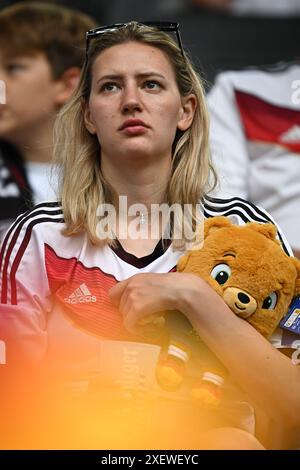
[{"x1": 121, "y1": 85, "x2": 142, "y2": 113}]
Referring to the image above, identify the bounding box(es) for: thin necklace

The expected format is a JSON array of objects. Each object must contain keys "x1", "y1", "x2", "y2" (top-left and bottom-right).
[{"x1": 117, "y1": 207, "x2": 163, "y2": 226}]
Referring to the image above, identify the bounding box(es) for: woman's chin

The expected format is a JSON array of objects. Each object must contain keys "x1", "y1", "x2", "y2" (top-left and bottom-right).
[{"x1": 117, "y1": 146, "x2": 153, "y2": 162}]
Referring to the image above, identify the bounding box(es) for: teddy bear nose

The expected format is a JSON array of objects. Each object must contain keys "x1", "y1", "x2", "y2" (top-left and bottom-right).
[
  {"x1": 223, "y1": 287, "x2": 257, "y2": 318},
  {"x1": 238, "y1": 292, "x2": 250, "y2": 304}
]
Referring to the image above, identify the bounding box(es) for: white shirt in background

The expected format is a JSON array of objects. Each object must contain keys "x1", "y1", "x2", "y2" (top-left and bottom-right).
[
  {"x1": 25, "y1": 161, "x2": 58, "y2": 205},
  {"x1": 230, "y1": 0, "x2": 300, "y2": 16}
]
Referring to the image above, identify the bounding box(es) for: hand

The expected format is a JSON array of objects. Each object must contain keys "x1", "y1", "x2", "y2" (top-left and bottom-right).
[{"x1": 109, "y1": 272, "x2": 202, "y2": 334}]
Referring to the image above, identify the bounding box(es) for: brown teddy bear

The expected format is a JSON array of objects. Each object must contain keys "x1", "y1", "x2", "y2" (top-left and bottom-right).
[{"x1": 156, "y1": 216, "x2": 300, "y2": 405}]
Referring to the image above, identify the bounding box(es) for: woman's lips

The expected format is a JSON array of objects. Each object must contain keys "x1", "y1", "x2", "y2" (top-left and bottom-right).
[
  {"x1": 119, "y1": 119, "x2": 149, "y2": 136},
  {"x1": 120, "y1": 125, "x2": 148, "y2": 136}
]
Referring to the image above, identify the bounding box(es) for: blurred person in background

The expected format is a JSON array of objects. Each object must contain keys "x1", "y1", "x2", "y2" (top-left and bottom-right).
[
  {"x1": 0, "y1": 2, "x2": 96, "y2": 239},
  {"x1": 192, "y1": 0, "x2": 300, "y2": 16},
  {"x1": 208, "y1": 60, "x2": 300, "y2": 258}
]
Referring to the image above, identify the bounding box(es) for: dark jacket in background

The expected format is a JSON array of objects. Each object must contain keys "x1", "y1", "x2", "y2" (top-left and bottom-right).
[{"x1": 0, "y1": 141, "x2": 33, "y2": 239}]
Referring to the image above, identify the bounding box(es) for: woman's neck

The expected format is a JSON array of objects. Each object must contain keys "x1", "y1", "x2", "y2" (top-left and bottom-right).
[
  {"x1": 102, "y1": 156, "x2": 171, "y2": 209},
  {"x1": 101, "y1": 156, "x2": 172, "y2": 255}
]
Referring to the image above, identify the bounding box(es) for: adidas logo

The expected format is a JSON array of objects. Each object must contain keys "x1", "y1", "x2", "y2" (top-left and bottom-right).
[
  {"x1": 64, "y1": 283, "x2": 97, "y2": 304},
  {"x1": 280, "y1": 125, "x2": 300, "y2": 143}
]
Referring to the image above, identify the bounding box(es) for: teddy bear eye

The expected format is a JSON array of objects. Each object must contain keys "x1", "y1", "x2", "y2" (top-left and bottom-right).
[
  {"x1": 262, "y1": 292, "x2": 278, "y2": 310},
  {"x1": 211, "y1": 263, "x2": 231, "y2": 285}
]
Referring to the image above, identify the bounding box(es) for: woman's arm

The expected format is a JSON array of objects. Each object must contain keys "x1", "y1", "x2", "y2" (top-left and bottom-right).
[
  {"x1": 180, "y1": 275, "x2": 300, "y2": 428},
  {"x1": 110, "y1": 272, "x2": 300, "y2": 428}
]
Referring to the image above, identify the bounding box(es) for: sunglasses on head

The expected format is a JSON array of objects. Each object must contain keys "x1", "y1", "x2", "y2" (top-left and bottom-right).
[{"x1": 85, "y1": 21, "x2": 184, "y2": 58}]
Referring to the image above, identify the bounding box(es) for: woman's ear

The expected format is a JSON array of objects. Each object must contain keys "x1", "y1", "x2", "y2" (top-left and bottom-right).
[
  {"x1": 177, "y1": 93, "x2": 197, "y2": 131},
  {"x1": 82, "y1": 100, "x2": 97, "y2": 135}
]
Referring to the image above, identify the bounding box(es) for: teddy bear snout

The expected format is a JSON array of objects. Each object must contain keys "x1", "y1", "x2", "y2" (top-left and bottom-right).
[{"x1": 223, "y1": 287, "x2": 257, "y2": 319}]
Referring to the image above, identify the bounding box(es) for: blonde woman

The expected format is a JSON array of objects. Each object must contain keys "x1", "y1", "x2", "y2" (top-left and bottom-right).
[{"x1": 0, "y1": 22, "x2": 299, "y2": 449}]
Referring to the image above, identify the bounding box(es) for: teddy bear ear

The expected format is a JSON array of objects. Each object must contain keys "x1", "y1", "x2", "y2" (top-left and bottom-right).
[
  {"x1": 291, "y1": 257, "x2": 300, "y2": 296},
  {"x1": 247, "y1": 222, "x2": 278, "y2": 241},
  {"x1": 204, "y1": 216, "x2": 232, "y2": 239}
]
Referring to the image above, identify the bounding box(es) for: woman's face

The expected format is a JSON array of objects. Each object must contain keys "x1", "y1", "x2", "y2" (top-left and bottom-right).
[{"x1": 84, "y1": 41, "x2": 195, "y2": 164}]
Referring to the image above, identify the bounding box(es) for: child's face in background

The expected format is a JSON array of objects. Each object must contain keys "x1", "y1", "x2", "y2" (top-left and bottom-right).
[{"x1": 0, "y1": 52, "x2": 62, "y2": 145}]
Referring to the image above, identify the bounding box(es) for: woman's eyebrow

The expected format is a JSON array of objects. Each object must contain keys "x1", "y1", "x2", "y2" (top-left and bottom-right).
[
  {"x1": 136, "y1": 72, "x2": 166, "y2": 80},
  {"x1": 96, "y1": 72, "x2": 166, "y2": 85},
  {"x1": 97, "y1": 74, "x2": 122, "y2": 85}
]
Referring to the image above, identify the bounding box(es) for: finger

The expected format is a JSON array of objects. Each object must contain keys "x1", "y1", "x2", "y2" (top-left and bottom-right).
[
  {"x1": 123, "y1": 306, "x2": 140, "y2": 334},
  {"x1": 109, "y1": 279, "x2": 130, "y2": 307},
  {"x1": 122, "y1": 298, "x2": 154, "y2": 334},
  {"x1": 119, "y1": 288, "x2": 130, "y2": 316}
]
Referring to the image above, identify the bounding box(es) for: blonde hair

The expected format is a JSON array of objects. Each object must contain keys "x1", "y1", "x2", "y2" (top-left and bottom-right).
[{"x1": 53, "y1": 21, "x2": 217, "y2": 247}]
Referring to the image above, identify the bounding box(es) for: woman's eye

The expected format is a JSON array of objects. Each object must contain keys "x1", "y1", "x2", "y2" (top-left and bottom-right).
[
  {"x1": 210, "y1": 263, "x2": 231, "y2": 285},
  {"x1": 262, "y1": 292, "x2": 278, "y2": 310},
  {"x1": 144, "y1": 80, "x2": 161, "y2": 90},
  {"x1": 101, "y1": 82, "x2": 119, "y2": 92}
]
